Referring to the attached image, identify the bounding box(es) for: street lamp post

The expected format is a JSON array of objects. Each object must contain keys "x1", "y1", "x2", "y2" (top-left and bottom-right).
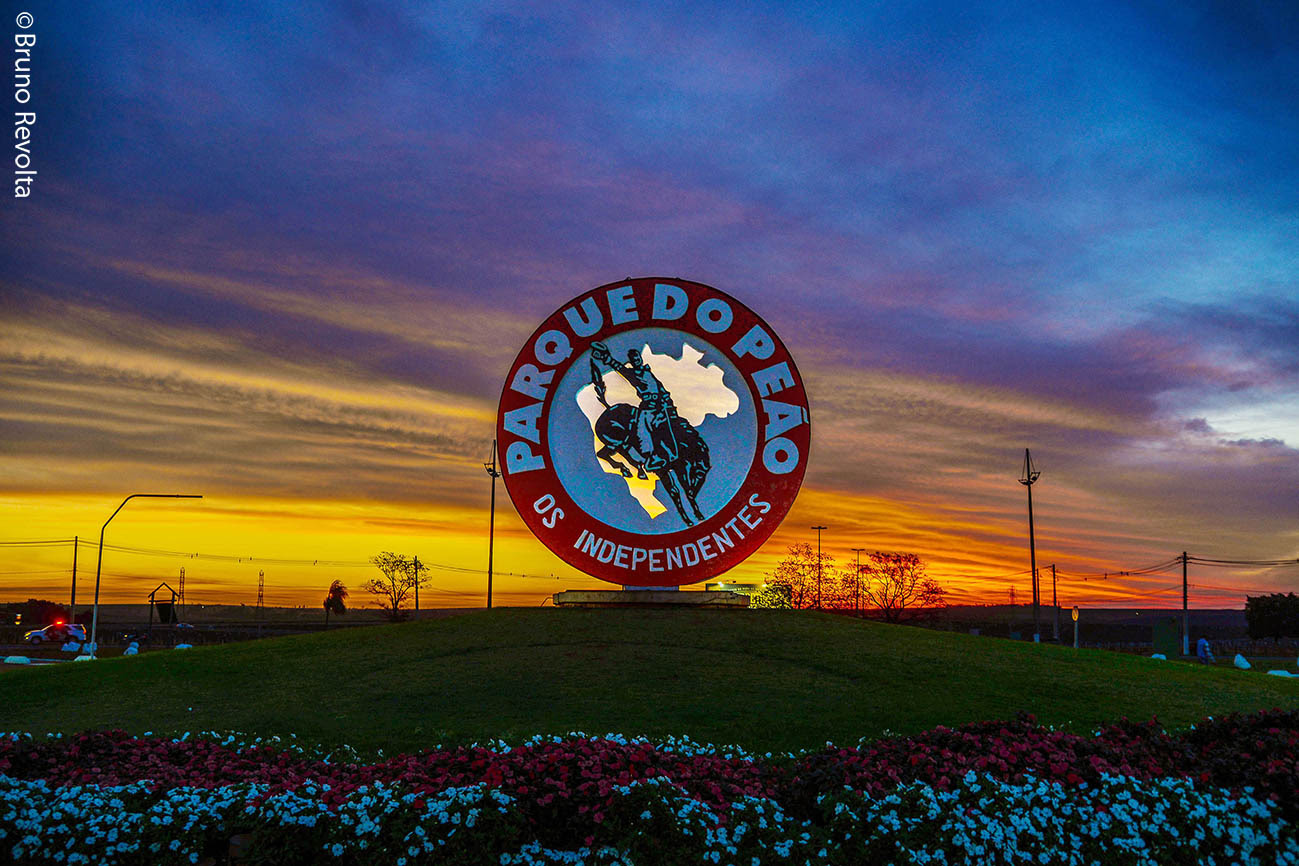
[
  {"x1": 1050, "y1": 563, "x2": 1059, "y2": 642},
  {"x1": 484, "y1": 439, "x2": 501, "y2": 610},
  {"x1": 811, "y1": 525, "x2": 827, "y2": 608},
  {"x1": 90, "y1": 494, "x2": 202, "y2": 658},
  {"x1": 69, "y1": 535, "x2": 79, "y2": 629},
  {"x1": 1018, "y1": 449, "x2": 1041, "y2": 643},
  {"x1": 851, "y1": 547, "x2": 865, "y2": 615}
]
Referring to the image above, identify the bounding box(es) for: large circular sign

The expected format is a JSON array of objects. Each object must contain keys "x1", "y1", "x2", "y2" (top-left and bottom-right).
[{"x1": 497, "y1": 278, "x2": 809, "y2": 586}]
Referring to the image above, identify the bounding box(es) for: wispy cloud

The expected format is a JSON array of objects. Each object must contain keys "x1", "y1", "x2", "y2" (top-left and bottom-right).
[{"x1": 2, "y1": 0, "x2": 1296, "y2": 606}]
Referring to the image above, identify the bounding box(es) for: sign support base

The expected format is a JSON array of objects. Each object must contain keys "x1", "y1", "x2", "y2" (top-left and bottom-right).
[{"x1": 552, "y1": 590, "x2": 749, "y2": 608}]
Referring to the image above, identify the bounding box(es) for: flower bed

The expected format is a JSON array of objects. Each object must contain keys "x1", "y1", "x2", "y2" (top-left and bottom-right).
[{"x1": 2, "y1": 711, "x2": 1297, "y2": 865}]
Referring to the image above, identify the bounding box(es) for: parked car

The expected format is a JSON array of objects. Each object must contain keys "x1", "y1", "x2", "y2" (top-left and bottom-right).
[{"x1": 22, "y1": 622, "x2": 87, "y2": 644}]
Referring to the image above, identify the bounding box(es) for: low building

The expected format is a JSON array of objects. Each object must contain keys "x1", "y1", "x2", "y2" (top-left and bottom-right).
[{"x1": 703, "y1": 582, "x2": 760, "y2": 595}]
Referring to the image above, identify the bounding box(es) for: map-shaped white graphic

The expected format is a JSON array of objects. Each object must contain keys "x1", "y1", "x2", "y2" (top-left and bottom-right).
[{"x1": 576, "y1": 342, "x2": 739, "y2": 519}]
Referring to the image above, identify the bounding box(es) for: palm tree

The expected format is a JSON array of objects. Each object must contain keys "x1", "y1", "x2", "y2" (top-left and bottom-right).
[{"x1": 322, "y1": 580, "x2": 348, "y2": 627}]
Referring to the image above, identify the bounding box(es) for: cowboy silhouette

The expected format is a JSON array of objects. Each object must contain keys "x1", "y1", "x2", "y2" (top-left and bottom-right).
[
  {"x1": 588, "y1": 341, "x2": 711, "y2": 525},
  {"x1": 590, "y1": 342, "x2": 679, "y2": 472}
]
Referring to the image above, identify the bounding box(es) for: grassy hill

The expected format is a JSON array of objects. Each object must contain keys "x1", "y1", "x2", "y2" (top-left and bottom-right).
[{"x1": 3, "y1": 609, "x2": 1296, "y2": 754}]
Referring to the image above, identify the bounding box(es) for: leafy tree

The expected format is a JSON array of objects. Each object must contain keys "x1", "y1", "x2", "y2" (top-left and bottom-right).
[
  {"x1": 750, "y1": 581, "x2": 793, "y2": 609},
  {"x1": 1244, "y1": 592, "x2": 1299, "y2": 639},
  {"x1": 364, "y1": 553, "x2": 430, "y2": 621},
  {"x1": 861, "y1": 551, "x2": 945, "y2": 623},
  {"x1": 768, "y1": 543, "x2": 836, "y2": 609},
  {"x1": 322, "y1": 580, "x2": 348, "y2": 626}
]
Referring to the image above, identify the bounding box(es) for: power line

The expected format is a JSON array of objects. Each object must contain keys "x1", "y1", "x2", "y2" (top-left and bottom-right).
[
  {"x1": 1192, "y1": 583, "x2": 1288, "y2": 595},
  {"x1": 3, "y1": 538, "x2": 1294, "y2": 602},
  {"x1": 1188, "y1": 556, "x2": 1299, "y2": 567},
  {"x1": 420, "y1": 584, "x2": 487, "y2": 597},
  {"x1": 0, "y1": 536, "x2": 593, "y2": 588},
  {"x1": 1067, "y1": 581, "x2": 1183, "y2": 600},
  {"x1": 91, "y1": 541, "x2": 375, "y2": 568},
  {"x1": 967, "y1": 567, "x2": 1036, "y2": 579},
  {"x1": 1110, "y1": 583, "x2": 1183, "y2": 600},
  {"x1": 1056, "y1": 556, "x2": 1185, "y2": 580},
  {"x1": 5, "y1": 538, "x2": 1293, "y2": 577}
]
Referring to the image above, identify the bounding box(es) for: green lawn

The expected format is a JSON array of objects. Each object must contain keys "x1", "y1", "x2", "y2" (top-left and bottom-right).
[{"x1": 2, "y1": 609, "x2": 1296, "y2": 754}]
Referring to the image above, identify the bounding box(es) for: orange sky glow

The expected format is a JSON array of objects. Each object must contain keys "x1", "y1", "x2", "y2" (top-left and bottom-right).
[{"x1": 4, "y1": 4, "x2": 1298, "y2": 610}]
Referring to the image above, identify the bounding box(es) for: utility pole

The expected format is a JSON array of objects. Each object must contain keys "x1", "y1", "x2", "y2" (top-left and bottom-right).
[
  {"x1": 851, "y1": 548, "x2": 865, "y2": 615},
  {"x1": 69, "y1": 536, "x2": 78, "y2": 627},
  {"x1": 257, "y1": 570, "x2": 264, "y2": 638},
  {"x1": 1182, "y1": 550, "x2": 1189, "y2": 657},
  {"x1": 1019, "y1": 449, "x2": 1042, "y2": 642},
  {"x1": 1051, "y1": 564, "x2": 1059, "y2": 641},
  {"x1": 811, "y1": 525, "x2": 828, "y2": 608},
  {"x1": 484, "y1": 439, "x2": 500, "y2": 609},
  {"x1": 178, "y1": 567, "x2": 185, "y2": 622}
]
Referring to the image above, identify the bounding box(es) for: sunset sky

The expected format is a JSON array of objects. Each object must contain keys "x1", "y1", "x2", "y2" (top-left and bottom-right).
[{"x1": 2, "y1": 1, "x2": 1297, "y2": 611}]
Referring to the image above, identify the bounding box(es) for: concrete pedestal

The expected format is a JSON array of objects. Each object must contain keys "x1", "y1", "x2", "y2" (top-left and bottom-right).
[{"x1": 552, "y1": 590, "x2": 749, "y2": 608}]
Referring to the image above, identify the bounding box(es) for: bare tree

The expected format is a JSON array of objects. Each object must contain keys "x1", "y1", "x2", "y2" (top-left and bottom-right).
[
  {"x1": 323, "y1": 580, "x2": 348, "y2": 627},
  {"x1": 861, "y1": 551, "x2": 945, "y2": 622},
  {"x1": 768, "y1": 543, "x2": 836, "y2": 609},
  {"x1": 364, "y1": 553, "x2": 429, "y2": 621},
  {"x1": 821, "y1": 567, "x2": 863, "y2": 612},
  {"x1": 918, "y1": 576, "x2": 947, "y2": 610}
]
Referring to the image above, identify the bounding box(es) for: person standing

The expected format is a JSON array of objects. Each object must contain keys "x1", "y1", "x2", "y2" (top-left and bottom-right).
[{"x1": 1196, "y1": 636, "x2": 1215, "y2": 664}]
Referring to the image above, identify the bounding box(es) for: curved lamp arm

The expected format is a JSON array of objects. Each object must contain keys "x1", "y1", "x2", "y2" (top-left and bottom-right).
[{"x1": 89, "y1": 494, "x2": 202, "y2": 657}]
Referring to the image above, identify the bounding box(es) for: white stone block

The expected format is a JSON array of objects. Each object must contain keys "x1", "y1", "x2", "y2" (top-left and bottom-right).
[
  {"x1": 123, "y1": 646, "x2": 138, "y2": 656},
  {"x1": 3, "y1": 656, "x2": 31, "y2": 665},
  {"x1": 174, "y1": 644, "x2": 193, "y2": 650},
  {"x1": 1150, "y1": 653, "x2": 1166, "y2": 660},
  {"x1": 1267, "y1": 670, "x2": 1296, "y2": 678},
  {"x1": 1234, "y1": 654, "x2": 1251, "y2": 670}
]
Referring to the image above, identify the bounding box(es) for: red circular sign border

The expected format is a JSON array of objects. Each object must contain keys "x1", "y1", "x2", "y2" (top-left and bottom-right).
[{"x1": 496, "y1": 277, "x2": 810, "y2": 586}]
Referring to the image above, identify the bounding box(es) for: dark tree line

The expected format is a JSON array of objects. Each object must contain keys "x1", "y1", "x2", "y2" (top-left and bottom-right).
[
  {"x1": 1245, "y1": 593, "x2": 1299, "y2": 639},
  {"x1": 2, "y1": 599, "x2": 74, "y2": 627}
]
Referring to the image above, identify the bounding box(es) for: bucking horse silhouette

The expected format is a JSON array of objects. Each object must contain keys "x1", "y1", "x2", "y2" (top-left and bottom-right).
[{"x1": 589, "y1": 342, "x2": 711, "y2": 526}]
